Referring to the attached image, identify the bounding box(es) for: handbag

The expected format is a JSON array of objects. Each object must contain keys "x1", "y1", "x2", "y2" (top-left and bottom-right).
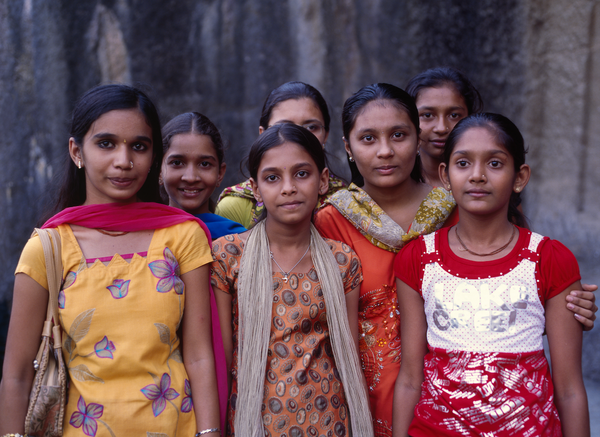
[{"x1": 24, "y1": 228, "x2": 68, "y2": 437}]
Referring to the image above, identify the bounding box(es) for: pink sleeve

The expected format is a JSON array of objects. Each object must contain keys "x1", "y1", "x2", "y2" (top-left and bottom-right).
[
  {"x1": 393, "y1": 237, "x2": 425, "y2": 294},
  {"x1": 538, "y1": 238, "x2": 581, "y2": 301}
]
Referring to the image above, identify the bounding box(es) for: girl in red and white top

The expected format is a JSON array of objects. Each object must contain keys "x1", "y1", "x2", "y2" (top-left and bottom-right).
[{"x1": 392, "y1": 113, "x2": 589, "y2": 437}]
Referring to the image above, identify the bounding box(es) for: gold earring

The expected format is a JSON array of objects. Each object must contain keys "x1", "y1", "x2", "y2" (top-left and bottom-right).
[
  {"x1": 349, "y1": 156, "x2": 354, "y2": 162},
  {"x1": 78, "y1": 160, "x2": 82, "y2": 169},
  {"x1": 515, "y1": 186, "x2": 521, "y2": 192}
]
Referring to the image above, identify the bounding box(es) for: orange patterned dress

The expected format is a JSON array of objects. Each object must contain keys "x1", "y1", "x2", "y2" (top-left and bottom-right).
[
  {"x1": 210, "y1": 234, "x2": 362, "y2": 437},
  {"x1": 314, "y1": 184, "x2": 457, "y2": 436}
]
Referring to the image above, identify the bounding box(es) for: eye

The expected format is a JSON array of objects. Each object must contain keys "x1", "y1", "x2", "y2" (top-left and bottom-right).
[
  {"x1": 296, "y1": 170, "x2": 309, "y2": 178},
  {"x1": 449, "y1": 113, "x2": 462, "y2": 119},
  {"x1": 456, "y1": 159, "x2": 469, "y2": 168},
  {"x1": 200, "y1": 161, "x2": 213, "y2": 168},
  {"x1": 132, "y1": 142, "x2": 149, "y2": 151},
  {"x1": 361, "y1": 134, "x2": 374, "y2": 142},
  {"x1": 169, "y1": 159, "x2": 183, "y2": 167},
  {"x1": 265, "y1": 174, "x2": 279, "y2": 182},
  {"x1": 98, "y1": 140, "x2": 114, "y2": 149},
  {"x1": 489, "y1": 160, "x2": 503, "y2": 168},
  {"x1": 305, "y1": 124, "x2": 318, "y2": 132},
  {"x1": 420, "y1": 113, "x2": 432, "y2": 119},
  {"x1": 392, "y1": 131, "x2": 405, "y2": 139}
]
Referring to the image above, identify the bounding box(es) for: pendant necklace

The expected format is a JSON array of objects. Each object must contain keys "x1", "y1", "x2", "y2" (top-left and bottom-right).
[
  {"x1": 270, "y1": 245, "x2": 310, "y2": 283},
  {"x1": 455, "y1": 225, "x2": 517, "y2": 257},
  {"x1": 96, "y1": 229, "x2": 129, "y2": 237}
]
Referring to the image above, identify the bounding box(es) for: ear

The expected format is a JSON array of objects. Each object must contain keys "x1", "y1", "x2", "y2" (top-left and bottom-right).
[
  {"x1": 217, "y1": 162, "x2": 227, "y2": 187},
  {"x1": 69, "y1": 137, "x2": 83, "y2": 167},
  {"x1": 249, "y1": 177, "x2": 262, "y2": 203},
  {"x1": 318, "y1": 167, "x2": 330, "y2": 195},
  {"x1": 343, "y1": 137, "x2": 352, "y2": 160},
  {"x1": 513, "y1": 164, "x2": 531, "y2": 193},
  {"x1": 158, "y1": 171, "x2": 164, "y2": 186},
  {"x1": 439, "y1": 162, "x2": 451, "y2": 191},
  {"x1": 259, "y1": 126, "x2": 265, "y2": 135}
]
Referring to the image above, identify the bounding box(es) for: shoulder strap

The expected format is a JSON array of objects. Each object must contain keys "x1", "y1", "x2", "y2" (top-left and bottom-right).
[{"x1": 33, "y1": 228, "x2": 63, "y2": 349}]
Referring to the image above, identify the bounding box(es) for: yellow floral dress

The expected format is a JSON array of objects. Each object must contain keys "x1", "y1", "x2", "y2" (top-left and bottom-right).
[{"x1": 16, "y1": 221, "x2": 212, "y2": 437}]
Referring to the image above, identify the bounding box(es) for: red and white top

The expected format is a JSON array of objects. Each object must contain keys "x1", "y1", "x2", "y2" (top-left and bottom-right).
[{"x1": 394, "y1": 226, "x2": 580, "y2": 437}]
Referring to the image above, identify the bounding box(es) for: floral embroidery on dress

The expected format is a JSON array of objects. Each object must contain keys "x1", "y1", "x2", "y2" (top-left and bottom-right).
[
  {"x1": 106, "y1": 279, "x2": 130, "y2": 299},
  {"x1": 69, "y1": 396, "x2": 114, "y2": 437},
  {"x1": 59, "y1": 271, "x2": 77, "y2": 309},
  {"x1": 181, "y1": 379, "x2": 193, "y2": 413},
  {"x1": 218, "y1": 176, "x2": 347, "y2": 227},
  {"x1": 141, "y1": 373, "x2": 180, "y2": 417},
  {"x1": 94, "y1": 336, "x2": 116, "y2": 359},
  {"x1": 63, "y1": 309, "x2": 104, "y2": 383},
  {"x1": 149, "y1": 247, "x2": 184, "y2": 294},
  {"x1": 327, "y1": 184, "x2": 455, "y2": 253}
]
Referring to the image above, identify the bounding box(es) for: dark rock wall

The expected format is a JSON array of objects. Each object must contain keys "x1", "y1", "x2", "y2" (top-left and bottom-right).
[{"x1": 1, "y1": 0, "x2": 598, "y2": 380}]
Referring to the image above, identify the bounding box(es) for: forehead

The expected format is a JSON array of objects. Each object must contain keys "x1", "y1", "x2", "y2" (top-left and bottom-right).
[
  {"x1": 416, "y1": 85, "x2": 467, "y2": 110},
  {"x1": 455, "y1": 127, "x2": 505, "y2": 151},
  {"x1": 259, "y1": 142, "x2": 317, "y2": 169},
  {"x1": 352, "y1": 100, "x2": 415, "y2": 131},
  {"x1": 270, "y1": 98, "x2": 324, "y2": 123},
  {"x1": 167, "y1": 133, "x2": 216, "y2": 156},
  {"x1": 86, "y1": 108, "x2": 151, "y2": 137}
]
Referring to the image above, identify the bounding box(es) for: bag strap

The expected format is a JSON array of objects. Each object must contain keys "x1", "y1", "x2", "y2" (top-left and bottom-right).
[{"x1": 33, "y1": 228, "x2": 63, "y2": 350}]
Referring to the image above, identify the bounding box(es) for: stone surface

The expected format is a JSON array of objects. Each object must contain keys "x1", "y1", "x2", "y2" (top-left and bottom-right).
[{"x1": 0, "y1": 0, "x2": 598, "y2": 382}]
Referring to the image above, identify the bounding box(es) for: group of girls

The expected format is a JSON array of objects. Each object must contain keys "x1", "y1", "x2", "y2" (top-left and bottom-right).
[{"x1": 0, "y1": 67, "x2": 597, "y2": 437}]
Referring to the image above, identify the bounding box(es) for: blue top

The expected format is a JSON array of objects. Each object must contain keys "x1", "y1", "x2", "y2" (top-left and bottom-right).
[{"x1": 197, "y1": 213, "x2": 246, "y2": 240}]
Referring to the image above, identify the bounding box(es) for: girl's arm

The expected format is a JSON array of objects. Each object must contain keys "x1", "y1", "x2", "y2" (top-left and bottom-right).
[
  {"x1": 392, "y1": 278, "x2": 428, "y2": 437},
  {"x1": 0, "y1": 273, "x2": 49, "y2": 434},
  {"x1": 181, "y1": 264, "x2": 220, "y2": 434},
  {"x1": 546, "y1": 280, "x2": 590, "y2": 437},
  {"x1": 567, "y1": 283, "x2": 597, "y2": 330},
  {"x1": 345, "y1": 285, "x2": 361, "y2": 354}
]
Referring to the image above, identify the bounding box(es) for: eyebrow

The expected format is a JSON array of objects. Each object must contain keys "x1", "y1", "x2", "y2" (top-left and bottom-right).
[
  {"x1": 418, "y1": 105, "x2": 466, "y2": 112},
  {"x1": 166, "y1": 153, "x2": 217, "y2": 160},
  {"x1": 272, "y1": 119, "x2": 322, "y2": 125},
  {"x1": 260, "y1": 162, "x2": 313, "y2": 173},
  {"x1": 452, "y1": 149, "x2": 509, "y2": 156},
  {"x1": 355, "y1": 124, "x2": 411, "y2": 135},
  {"x1": 91, "y1": 132, "x2": 152, "y2": 143}
]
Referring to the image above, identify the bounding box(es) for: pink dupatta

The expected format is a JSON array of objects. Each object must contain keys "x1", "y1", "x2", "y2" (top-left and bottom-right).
[{"x1": 43, "y1": 202, "x2": 228, "y2": 430}]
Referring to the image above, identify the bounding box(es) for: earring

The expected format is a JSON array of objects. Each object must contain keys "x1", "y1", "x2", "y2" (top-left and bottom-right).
[
  {"x1": 78, "y1": 160, "x2": 82, "y2": 169},
  {"x1": 515, "y1": 186, "x2": 521, "y2": 192},
  {"x1": 130, "y1": 161, "x2": 134, "y2": 169},
  {"x1": 348, "y1": 156, "x2": 354, "y2": 162}
]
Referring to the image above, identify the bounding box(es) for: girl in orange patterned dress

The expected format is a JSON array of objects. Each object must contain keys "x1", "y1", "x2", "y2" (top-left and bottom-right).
[{"x1": 211, "y1": 123, "x2": 373, "y2": 436}]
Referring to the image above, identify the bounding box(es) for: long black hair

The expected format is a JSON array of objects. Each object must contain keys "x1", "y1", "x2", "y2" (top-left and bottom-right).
[
  {"x1": 442, "y1": 112, "x2": 528, "y2": 228},
  {"x1": 259, "y1": 81, "x2": 331, "y2": 133},
  {"x1": 342, "y1": 83, "x2": 422, "y2": 186},
  {"x1": 406, "y1": 66, "x2": 483, "y2": 114},
  {"x1": 41, "y1": 84, "x2": 163, "y2": 224}
]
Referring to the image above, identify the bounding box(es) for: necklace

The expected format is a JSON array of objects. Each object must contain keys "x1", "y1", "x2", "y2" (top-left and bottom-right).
[
  {"x1": 270, "y1": 245, "x2": 310, "y2": 283},
  {"x1": 455, "y1": 225, "x2": 517, "y2": 257},
  {"x1": 96, "y1": 229, "x2": 129, "y2": 237}
]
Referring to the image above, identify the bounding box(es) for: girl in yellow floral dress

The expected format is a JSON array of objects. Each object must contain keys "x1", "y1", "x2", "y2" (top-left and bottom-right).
[{"x1": 0, "y1": 84, "x2": 221, "y2": 437}]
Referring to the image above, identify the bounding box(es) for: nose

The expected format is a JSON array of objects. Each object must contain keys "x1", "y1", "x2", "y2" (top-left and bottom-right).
[
  {"x1": 433, "y1": 116, "x2": 449, "y2": 134},
  {"x1": 469, "y1": 162, "x2": 486, "y2": 183},
  {"x1": 181, "y1": 164, "x2": 200, "y2": 182},
  {"x1": 114, "y1": 144, "x2": 133, "y2": 170},
  {"x1": 376, "y1": 138, "x2": 394, "y2": 159},
  {"x1": 281, "y1": 175, "x2": 297, "y2": 195}
]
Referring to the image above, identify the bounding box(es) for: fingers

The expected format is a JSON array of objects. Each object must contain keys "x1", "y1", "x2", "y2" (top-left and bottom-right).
[
  {"x1": 567, "y1": 290, "x2": 597, "y2": 331},
  {"x1": 581, "y1": 283, "x2": 598, "y2": 294}
]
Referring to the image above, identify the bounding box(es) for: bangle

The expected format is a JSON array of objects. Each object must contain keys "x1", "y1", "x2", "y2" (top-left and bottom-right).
[
  {"x1": 2, "y1": 434, "x2": 29, "y2": 437},
  {"x1": 195, "y1": 428, "x2": 220, "y2": 436}
]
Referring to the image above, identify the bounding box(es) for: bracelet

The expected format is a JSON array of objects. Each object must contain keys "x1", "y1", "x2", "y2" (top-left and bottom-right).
[
  {"x1": 195, "y1": 428, "x2": 220, "y2": 436},
  {"x1": 2, "y1": 434, "x2": 29, "y2": 437}
]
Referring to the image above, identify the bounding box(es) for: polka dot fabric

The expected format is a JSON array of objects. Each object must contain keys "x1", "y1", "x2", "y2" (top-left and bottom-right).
[{"x1": 211, "y1": 234, "x2": 362, "y2": 437}]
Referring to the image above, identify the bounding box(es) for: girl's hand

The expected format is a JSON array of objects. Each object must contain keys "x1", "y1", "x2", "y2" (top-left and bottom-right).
[{"x1": 567, "y1": 283, "x2": 597, "y2": 330}]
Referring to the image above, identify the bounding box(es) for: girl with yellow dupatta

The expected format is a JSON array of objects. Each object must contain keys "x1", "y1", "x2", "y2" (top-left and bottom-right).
[{"x1": 212, "y1": 123, "x2": 373, "y2": 436}]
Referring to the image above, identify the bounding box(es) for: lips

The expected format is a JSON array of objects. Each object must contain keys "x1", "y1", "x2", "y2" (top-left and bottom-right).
[
  {"x1": 431, "y1": 139, "x2": 446, "y2": 148},
  {"x1": 375, "y1": 165, "x2": 397, "y2": 175},
  {"x1": 279, "y1": 201, "x2": 302, "y2": 210},
  {"x1": 466, "y1": 189, "x2": 490, "y2": 197},
  {"x1": 178, "y1": 187, "x2": 204, "y2": 197},
  {"x1": 109, "y1": 178, "x2": 135, "y2": 187}
]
